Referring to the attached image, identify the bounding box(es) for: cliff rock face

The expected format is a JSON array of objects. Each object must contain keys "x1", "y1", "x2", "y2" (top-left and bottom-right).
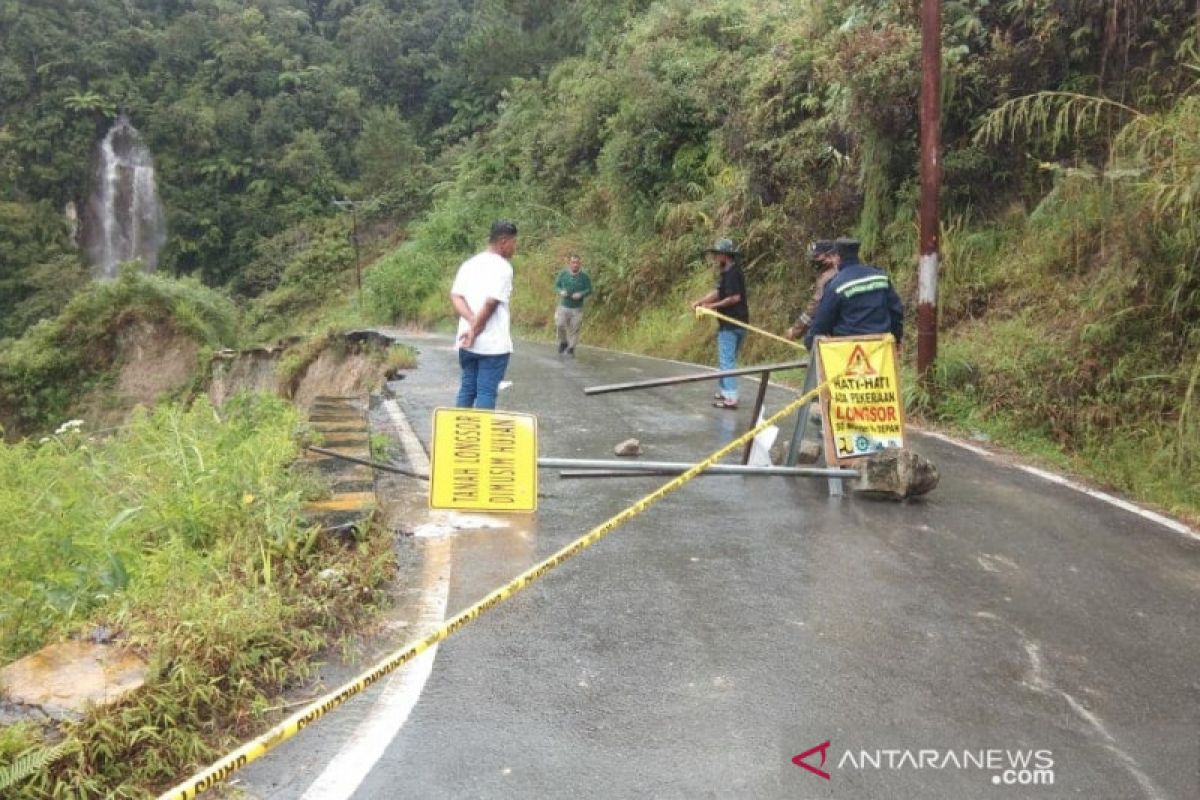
[{"x1": 113, "y1": 318, "x2": 198, "y2": 408}]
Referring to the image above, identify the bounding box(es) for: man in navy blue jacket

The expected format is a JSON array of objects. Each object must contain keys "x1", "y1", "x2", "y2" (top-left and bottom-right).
[{"x1": 804, "y1": 238, "x2": 904, "y2": 351}]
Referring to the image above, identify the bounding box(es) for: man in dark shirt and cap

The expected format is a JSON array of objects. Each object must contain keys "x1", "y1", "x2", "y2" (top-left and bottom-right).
[
  {"x1": 804, "y1": 238, "x2": 904, "y2": 352},
  {"x1": 691, "y1": 237, "x2": 749, "y2": 409}
]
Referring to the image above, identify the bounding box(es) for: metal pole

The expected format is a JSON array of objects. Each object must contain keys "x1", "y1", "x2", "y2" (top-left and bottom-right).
[
  {"x1": 333, "y1": 199, "x2": 364, "y2": 308},
  {"x1": 585, "y1": 360, "x2": 806, "y2": 395},
  {"x1": 917, "y1": 0, "x2": 941, "y2": 382},
  {"x1": 350, "y1": 203, "x2": 362, "y2": 306},
  {"x1": 537, "y1": 457, "x2": 858, "y2": 479},
  {"x1": 786, "y1": 360, "x2": 819, "y2": 466},
  {"x1": 305, "y1": 445, "x2": 429, "y2": 480},
  {"x1": 559, "y1": 470, "x2": 698, "y2": 479},
  {"x1": 741, "y1": 370, "x2": 772, "y2": 465}
]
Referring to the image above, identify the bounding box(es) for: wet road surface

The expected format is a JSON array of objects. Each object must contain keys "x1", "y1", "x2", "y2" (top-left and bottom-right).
[{"x1": 239, "y1": 334, "x2": 1200, "y2": 800}]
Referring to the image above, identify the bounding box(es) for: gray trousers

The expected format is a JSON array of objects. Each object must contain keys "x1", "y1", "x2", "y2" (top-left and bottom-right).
[{"x1": 555, "y1": 306, "x2": 584, "y2": 349}]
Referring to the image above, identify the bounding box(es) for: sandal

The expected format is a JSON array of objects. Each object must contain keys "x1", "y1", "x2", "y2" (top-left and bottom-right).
[{"x1": 712, "y1": 399, "x2": 739, "y2": 409}]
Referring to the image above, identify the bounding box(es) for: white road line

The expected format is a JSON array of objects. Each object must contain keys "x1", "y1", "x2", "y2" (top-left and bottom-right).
[
  {"x1": 1015, "y1": 464, "x2": 1198, "y2": 542},
  {"x1": 918, "y1": 429, "x2": 993, "y2": 457},
  {"x1": 300, "y1": 399, "x2": 446, "y2": 800},
  {"x1": 987, "y1": 615, "x2": 1168, "y2": 800},
  {"x1": 384, "y1": 398, "x2": 431, "y2": 473},
  {"x1": 299, "y1": 542, "x2": 449, "y2": 800},
  {"x1": 922, "y1": 431, "x2": 1199, "y2": 543},
  {"x1": 611, "y1": 347, "x2": 1198, "y2": 543},
  {"x1": 382, "y1": 332, "x2": 1198, "y2": 543}
]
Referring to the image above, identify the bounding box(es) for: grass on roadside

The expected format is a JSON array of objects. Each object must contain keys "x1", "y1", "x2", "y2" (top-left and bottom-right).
[{"x1": 0, "y1": 393, "x2": 395, "y2": 797}]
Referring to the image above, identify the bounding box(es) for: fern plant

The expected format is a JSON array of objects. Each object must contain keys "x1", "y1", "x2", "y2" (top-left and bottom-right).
[{"x1": 0, "y1": 741, "x2": 79, "y2": 793}]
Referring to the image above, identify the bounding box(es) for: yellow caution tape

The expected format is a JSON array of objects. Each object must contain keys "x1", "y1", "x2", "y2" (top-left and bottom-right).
[
  {"x1": 160, "y1": 338, "x2": 891, "y2": 799},
  {"x1": 694, "y1": 306, "x2": 805, "y2": 351},
  {"x1": 157, "y1": 380, "x2": 832, "y2": 800}
]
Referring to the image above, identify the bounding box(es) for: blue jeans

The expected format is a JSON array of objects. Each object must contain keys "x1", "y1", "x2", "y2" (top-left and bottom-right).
[
  {"x1": 716, "y1": 328, "x2": 746, "y2": 401},
  {"x1": 456, "y1": 350, "x2": 511, "y2": 409}
]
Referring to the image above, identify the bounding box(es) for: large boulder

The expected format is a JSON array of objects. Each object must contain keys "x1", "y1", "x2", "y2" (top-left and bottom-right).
[{"x1": 854, "y1": 448, "x2": 939, "y2": 500}]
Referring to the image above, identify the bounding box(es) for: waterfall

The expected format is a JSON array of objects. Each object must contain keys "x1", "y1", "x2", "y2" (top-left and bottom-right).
[{"x1": 83, "y1": 116, "x2": 166, "y2": 280}]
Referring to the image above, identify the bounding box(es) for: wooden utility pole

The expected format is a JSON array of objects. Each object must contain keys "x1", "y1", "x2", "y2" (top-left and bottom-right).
[{"x1": 917, "y1": 0, "x2": 941, "y2": 381}]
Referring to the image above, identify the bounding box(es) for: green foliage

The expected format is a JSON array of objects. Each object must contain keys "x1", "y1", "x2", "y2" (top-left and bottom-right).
[
  {"x1": 359, "y1": 0, "x2": 1200, "y2": 518},
  {"x1": 0, "y1": 0, "x2": 580, "y2": 299},
  {"x1": 274, "y1": 329, "x2": 340, "y2": 393},
  {"x1": 383, "y1": 343, "x2": 419, "y2": 372},
  {"x1": 0, "y1": 3, "x2": 1198, "y2": 791},
  {"x1": 904, "y1": 171, "x2": 1200, "y2": 514},
  {"x1": 0, "y1": 269, "x2": 239, "y2": 434},
  {"x1": 354, "y1": 106, "x2": 432, "y2": 214},
  {"x1": 363, "y1": 244, "x2": 447, "y2": 325},
  {"x1": 0, "y1": 738, "x2": 78, "y2": 793},
  {"x1": 1, "y1": 0, "x2": 1198, "y2": 512},
  {"x1": 0, "y1": 394, "x2": 311, "y2": 662},
  {"x1": 242, "y1": 217, "x2": 357, "y2": 337},
  {"x1": 0, "y1": 393, "x2": 395, "y2": 797},
  {"x1": 0, "y1": 201, "x2": 82, "y2": 339}
]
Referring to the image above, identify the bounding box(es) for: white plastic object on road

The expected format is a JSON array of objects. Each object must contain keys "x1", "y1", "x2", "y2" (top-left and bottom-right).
[{"x1": 748, "y1": 411, "x2": 779, "y2": 467}]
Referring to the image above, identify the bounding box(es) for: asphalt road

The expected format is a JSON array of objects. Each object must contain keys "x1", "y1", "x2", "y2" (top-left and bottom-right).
[{"x1": 238, "y1": 333, "x2": 1200, "y2": 800}]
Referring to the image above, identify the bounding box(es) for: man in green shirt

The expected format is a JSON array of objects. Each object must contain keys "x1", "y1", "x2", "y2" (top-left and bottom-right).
[{"x1": 554, "y1": 253, "x2": 593, "y2": 356}]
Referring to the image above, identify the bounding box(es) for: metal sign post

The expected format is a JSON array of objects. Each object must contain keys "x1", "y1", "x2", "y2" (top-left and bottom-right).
[{"x1": 585, "y1": 360, "x2": 808, "y2": 467}]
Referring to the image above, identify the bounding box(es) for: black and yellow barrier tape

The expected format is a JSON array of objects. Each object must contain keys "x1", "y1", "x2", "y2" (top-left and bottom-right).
[
  {"x1": 694, "y1": 305, "x2": 805, "y2": 351},
  {"x1": 161, "y1": 335, "x2": 890, "y2": 799},
  {"x1": 158, "y1": 379, "x2": 832, "y2": 799}
]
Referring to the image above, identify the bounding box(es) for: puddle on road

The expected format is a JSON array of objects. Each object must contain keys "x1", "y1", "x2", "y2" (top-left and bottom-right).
[{"x1": 412, "y1": 513, "x2": 515, "y2": 538}]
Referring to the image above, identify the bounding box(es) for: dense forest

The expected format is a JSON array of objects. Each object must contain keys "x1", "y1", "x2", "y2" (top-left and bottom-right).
[
  {"x1": 2, "y1": 0, "x2": 1200, "y2": 512},
  {"x1": 0, "y1": 0, "x2": 615, "y2": 330}
]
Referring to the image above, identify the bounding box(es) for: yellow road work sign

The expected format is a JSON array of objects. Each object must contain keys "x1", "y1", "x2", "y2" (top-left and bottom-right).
[
  {"x1": 815, "y1": 334, "x2": 905, "y2": 463},
  {"x1": 429, "y1": 408, "x2": 537, "y2": 512}
]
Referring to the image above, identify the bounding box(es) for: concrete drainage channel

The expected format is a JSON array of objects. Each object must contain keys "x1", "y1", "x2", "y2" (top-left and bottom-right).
[{"x1": 301, "y1": 396, "x2": 378, "y2": 535}]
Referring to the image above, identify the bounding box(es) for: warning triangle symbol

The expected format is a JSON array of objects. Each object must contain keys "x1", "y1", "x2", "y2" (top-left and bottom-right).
[{"x1": 843, "y1": 344, "x2": 877, "y2": 378}]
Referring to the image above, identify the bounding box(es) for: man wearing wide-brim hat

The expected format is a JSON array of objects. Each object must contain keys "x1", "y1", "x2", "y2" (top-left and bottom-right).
[{"x1": 690, "y1": 237, "x2": 750, "y2": 409}]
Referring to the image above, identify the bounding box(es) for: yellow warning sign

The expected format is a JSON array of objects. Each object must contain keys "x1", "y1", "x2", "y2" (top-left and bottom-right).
[
  {"x1": 429, "y1": 409, "x2": 538, "y2": 512},
  {"x1": 815, "y1": 335, "x2": 905, "y2": 463}
]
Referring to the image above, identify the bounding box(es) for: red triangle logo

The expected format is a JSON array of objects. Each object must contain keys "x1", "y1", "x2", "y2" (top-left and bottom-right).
[
  {"x1": 843, "y1": 344, "x2": 877, "y2": 378},
  {"x1": 792, "y1": 740, "x2": 832, "y2": 780}
]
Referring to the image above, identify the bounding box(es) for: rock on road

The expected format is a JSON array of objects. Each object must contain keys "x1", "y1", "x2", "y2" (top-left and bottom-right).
[{"x1": 238, "y1": 333, "x2": 1200, "y2": 800}]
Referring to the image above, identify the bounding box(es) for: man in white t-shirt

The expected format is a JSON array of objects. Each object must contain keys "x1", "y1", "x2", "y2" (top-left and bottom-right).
[{"x1": 449, "y1": 220, "x2": 517, "y2": 409}]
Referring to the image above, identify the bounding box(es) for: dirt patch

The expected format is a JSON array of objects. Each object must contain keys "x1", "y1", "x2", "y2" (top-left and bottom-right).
[
  {"x1": 0, "y1": 640, "x2": 146, "y2": 721},
  {"x1": 209, "y1": 331, "x2": 396, "y2": 412},
  {"x1": 285, "y1": 330, "x2": 396, "y2": 412},
  {"x1": 113, "y1": 319, "x2": 199, "y2": 407},
  {"x1": 208, "y1": 346, "x2": 286, "y2": 406},
  {"x1": 67, "y1": 318, "x2": 202, "y2": 431},
  {"x1": 291, "y1": 347, "x2": 382, "y2": 411}
]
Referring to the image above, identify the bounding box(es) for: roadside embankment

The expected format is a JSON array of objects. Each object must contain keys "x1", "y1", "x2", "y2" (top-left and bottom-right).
[{"x1": 0, "y1": 330, "x2": 417, "y2": 796}]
